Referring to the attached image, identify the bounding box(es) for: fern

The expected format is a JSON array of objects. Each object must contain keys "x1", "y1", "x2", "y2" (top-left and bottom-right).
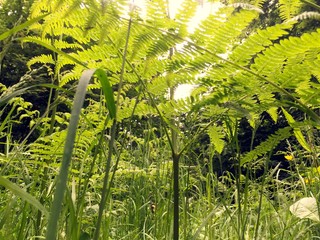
[
  {"x1": 227, "y1": 0, "x2": 268, "y2": 8},
  {"x1": 28, "y1": 101, "x2": 107, "y2": 163},
  {"x1": 174, "y1": 0, "x2": 199, "y2": 36},
  {"x1": 145, "y1": 0, "x2": 169, "y2": 26},
  {"x1": 207, "y1": 125, "x2": 225, "y2": 154},
  {"x1": 230, "y1": 3, "x2": 264, "y2": 13},
  {"x1": 26, "y1": 0, "x2": 320, "y2": 157},
  {"x1": 129, "y1": 25, "x2": 162, "y2": 61},
  {"x1": 249, "y1": 29, "x2": 320, "y2": 106},
  {"x1": 279, "y1": 0, "x2": 302, "y2": 21},
  {"x1": 240, "y1": 126, "x2": 292, "y2": 166},
  {"x1": 229, "y1": 22, "x2": 293, "y2": 65},
  {"x1": 6, "y1": 0, "x2": 320, "y2": 238},
  {"x1": 27, "y1": 54, "x2": 55, "y2": 68},
  {"x1": 289, "y1": 11, "x2": 320, "y2": 21}
]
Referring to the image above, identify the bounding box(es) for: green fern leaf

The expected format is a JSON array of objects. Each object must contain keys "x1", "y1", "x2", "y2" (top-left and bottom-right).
[
  {"x1": 282, "y1": 107, "x2": 311, "y2": 152},
  {"x1": 207, "y1": 125, "x2": 225, "y2": 154},
  {"x1": 289, "y1": 11, "x2": 320, "y2": 21},
  {"x1": 230, "y1": 22, "x2": 293, "y2": 65},
  {"x1": 279, "y1": 0, "x2": 302, "y2": 21},
  {"x1": 240, "y1": 126, "x2": 292, "y2": 166},
  {"x1": 27, "y1": 54, "x2": 55, "y2": 68}
]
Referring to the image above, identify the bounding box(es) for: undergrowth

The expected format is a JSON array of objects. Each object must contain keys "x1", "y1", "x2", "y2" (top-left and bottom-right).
[{"x1": 1, "y1": 0, "x2": 320, "y2": 239}]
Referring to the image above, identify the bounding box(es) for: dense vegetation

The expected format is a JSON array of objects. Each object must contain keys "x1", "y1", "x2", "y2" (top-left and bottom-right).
[{"x1": 1, "y1": 0, "x2": 320, "y2": 239}]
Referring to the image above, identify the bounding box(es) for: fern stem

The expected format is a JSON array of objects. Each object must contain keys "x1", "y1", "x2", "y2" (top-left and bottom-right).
[
  {"x1": 93, "y1": 120, "x2": 117, "y2": 240},
  {"x1": 93, "y1": 14, "x2": 132, "y2": 240},
  {"x1": 301, "y1": 0, "x2": 320, "y2": 11},
  {"x1": 173, "y1": 152, "x2": 180, "y2": 240}
]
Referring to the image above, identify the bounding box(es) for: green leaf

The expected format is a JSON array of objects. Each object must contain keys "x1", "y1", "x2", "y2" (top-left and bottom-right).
[
  {"x1": 46, "y1": 68, "x2": 116, "y2": 240},
  {"x1": 267, "y1": 107, "x2": 279, "y2": 123},
  {"x1": 94, "y1": 69, "x2": 116, "y2": 119},
  {"x1": 207, "y1": 125, "x2": 225, "y2": 154},
  {"x1": 0, "y1": 176, "x2": 49, "y2": 217},
  {"x1": 281, "y1": 107, "x2": 311, "y2": 152},
  {"x1": 240, "y1": 126, "x2": 292, "y2": 166},
  {"x1": 0, "y1": 13, "x2": 50, "y2": 41},
  {"x1": 0, "y1": 84, "x2": 58, "y2": 107},
  {"x1": 20, "y1": 37, "x2": 87, "y2": 68}
]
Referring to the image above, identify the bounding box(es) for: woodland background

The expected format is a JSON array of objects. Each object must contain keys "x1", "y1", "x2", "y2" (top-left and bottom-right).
[{"x1": 1, "y1": 0, "x2": 320, "y2": 239}]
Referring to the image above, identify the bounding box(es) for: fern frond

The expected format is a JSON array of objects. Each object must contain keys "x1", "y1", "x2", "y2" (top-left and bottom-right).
[
  {"x1": 250, "y1": 0, "x2": 268, "y2": 8},
  {"x1": 28, "y1": 131, "x2": 66, "y2": 161},
  {"x1": 288, "y1": 11, "x2": 320, "y2": 22},
  {"x1": 185, "y1": 7, "x2": 258, "y2": 76},
  {"x1": 27, "y1": 54, "x2": 55, "y2": 68},
  {"x1": 240, "y1": 126, "x2": 292, "y2": 166},
  {"x1": 228, "y1": 0, "x2": 267, "y2": 8},
  {"x1": 145, "y1": 0, "x2": 169, "y2": 26},
  {"x1": 207, "y1": 125, "x2": 225, "y2": 154},
  {"x1": 135, "y1": 100, "x2": 157, "y2": 118},
  {"x1": 279, "y1": 0, "x2": 302, "y2": 21},
  {"x1": 60, "y1": 65, "x2": 84, "y2": 87},
  {"x1": 117, "y1": 97, "x2": 137, "y2": 121},
  {"x1": 158, "y1": 96, "x2": 196, "y2": 118},
  {"x1": 147, "y1": 75, "x2": 169, "y2": 96},
  {"x1": 53, "y1": 39, "x2": 84, "y2": 50},
  {"x1": 129, "y1": 24, "x2": 162, "y2": 61},
  {"x1": 174, "y1": 0, "x2": 198, "y2": 37},
  {"x1": 207, "y1": 9, "x2": 258, "y2": 53},
  {"x1": 250, "y1": 29, "x2": 320, "y2": 102},
  {"x1": 190, "y1": 7, "x2": 233, "y2": 48},
  {"x1": 229, "y1": 22, "x2": 293, "y2": 65}
]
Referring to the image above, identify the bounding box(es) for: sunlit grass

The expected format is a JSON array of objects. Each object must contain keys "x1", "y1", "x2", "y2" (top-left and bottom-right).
[
  {"x1": 1, "y1": 1, "x2": 320, "y2": 239},
  {"x1": 0, "y1": 105, "x2": 319, "y2": 239}
]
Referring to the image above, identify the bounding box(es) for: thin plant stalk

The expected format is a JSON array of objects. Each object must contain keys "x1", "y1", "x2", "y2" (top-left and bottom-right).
[
  {"x1": 36, "y1": 43, "x2": 60, "y2": 237},
  {"x1": 45, "y1": 69, "x2": 115, "y2": 240},
  {"x1": 45, "y1": 70, "x2": 93, "y2": 240},
  {"x1": 254, "y1": 151, "x2": 272, "y2": 240},
  {"x1": 92, "y1": 121, "x2": 117, "y2": 240},
  {"x1": 93, "y1": 13, "x2": 132, "y2": 240}
]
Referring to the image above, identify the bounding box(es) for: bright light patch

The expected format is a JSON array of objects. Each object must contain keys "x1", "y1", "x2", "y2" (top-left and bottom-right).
[
  {"x1": 174, "y1": 84, "x2": 196, "y2": 100},
  {"x1": 188, "y1": 1, "x2": 222, "y2": 33},
  {"x1": 129, "y1": 1, "x2": 221, "y2": 101}
]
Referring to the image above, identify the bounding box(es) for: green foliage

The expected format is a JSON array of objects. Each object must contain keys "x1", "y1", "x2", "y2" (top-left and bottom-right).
[
  {"x1": 1, "y1": 0, "x2": 320, "y2": 239},
  {"x1": 281, "y1": 107, "x2": 311, "y2": 152},
  {"x1": 45, "y1": 69, "x2": 115, "y2": 240},
  {"x1": 0, "y1": 176, "x2": 49, "y2": 217},
  {"x1": 207, "y1": 125, "x2": 225, "y2": 154},
  {"x1": 240, "y1": 126, "x2": 292, "y2": 165},
  {"x1": 279, "y1": 0, "x2": 302, "y2": 21}
]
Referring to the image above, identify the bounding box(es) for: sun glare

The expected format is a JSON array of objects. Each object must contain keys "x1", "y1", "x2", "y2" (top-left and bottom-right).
[{"x1": 130, "y1": 0, "x2": 221, "y2": 100}]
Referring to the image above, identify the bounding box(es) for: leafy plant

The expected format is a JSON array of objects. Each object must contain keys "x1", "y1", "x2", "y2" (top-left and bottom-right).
[{"x1": 1, "y1": 0, "x2": 320, "y2": 239}]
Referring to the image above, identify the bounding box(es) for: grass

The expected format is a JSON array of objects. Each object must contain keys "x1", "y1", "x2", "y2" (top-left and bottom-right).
[
  {"x1": 1, "y1": 83, "x2": 319, "y2": 239},
  {"x1": 1, "y1": 4, "x2": 320, "y2": 239}
]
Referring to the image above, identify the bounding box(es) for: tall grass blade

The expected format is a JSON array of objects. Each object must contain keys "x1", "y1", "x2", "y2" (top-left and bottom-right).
[
  {"x1": 0, "y1": 14, "x2": 50, "y2": 41},
  {"x1": 45, "y1": 69, "x2": 115, "y2": 240},
  {"x1": 0, "y1": 84, "x2": 57, "y2": 107},
  {"x1": 0, "y1": 176, "x2": 49, "y2": 217},
  {"x1": 95, "y1": 69, "x2": 116, "y2": 119},
  {"x1": 281, "y1": 107, "x2": 311, "y2": 152}
]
